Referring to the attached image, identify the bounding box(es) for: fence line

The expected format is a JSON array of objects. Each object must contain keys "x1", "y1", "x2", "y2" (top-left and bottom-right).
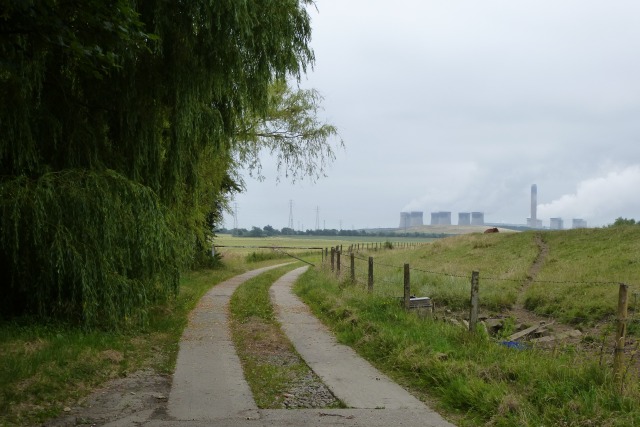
[
  {"x1": 322, "y1": 244, "x2": 637, "y2": 389},
  {"x1": 343, "y1": 249, "x2": 626, "y2": 287},
  {"x1": 329, "y1": 248, "x2": 639, "y2": 320}
]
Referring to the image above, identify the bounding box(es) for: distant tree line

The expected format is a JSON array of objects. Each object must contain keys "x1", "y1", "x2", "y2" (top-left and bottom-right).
[
  {"x1": 609, "y1": 217, "x2": 639, "y2": 227},
  {"x1": 218, "y1": 226, "x2": 450, "y2": 239}
]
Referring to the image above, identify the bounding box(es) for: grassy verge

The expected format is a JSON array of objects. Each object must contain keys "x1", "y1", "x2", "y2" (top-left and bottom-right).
[
  {"x1": 0, "y1": 258, "x2": 284, "y2": 426},
  {"x1": 229, "y1": 264, "x2": 342, "y2": 409},
  {"x1": 295, "y1": 267, "x2": 640, "y2": 426}
]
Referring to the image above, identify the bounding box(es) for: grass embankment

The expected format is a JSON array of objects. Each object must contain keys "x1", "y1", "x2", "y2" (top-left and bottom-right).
[
  {"x1": 0, "y1": 257, "x2": 281, "y2": 426},
  {"x1": 295, "y1": 227, "x2": 640, "y2": 426},
  {"x1": 229, "y1": 263, "x2": 342, "y2": 408},
  {"x1": 296, "y1": 268, "x2": 640, "y2": 426},
  {"x1": 343, "y1": 228, "x2": 640, "y2": 325}
]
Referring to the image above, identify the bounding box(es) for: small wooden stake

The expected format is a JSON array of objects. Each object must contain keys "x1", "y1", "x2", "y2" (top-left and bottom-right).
[
  {"x1": 404, "y1": 264, "x2": 411, "y2": 310},
  {"x1": 613, "y1": 283, "x2": 629, "y2": 383},
  {"x1": 469, "y1": 271, "x2": 480, "y2": 333},
  {"x1": 368, "y1": 256, "x2": 374, "y2": 293},
  {"x1": 330, "y1": 247, "x2": 335, "y2": 272},
  {"x1": 350, "y1": 253, "x2": 355, "y2": 283}
]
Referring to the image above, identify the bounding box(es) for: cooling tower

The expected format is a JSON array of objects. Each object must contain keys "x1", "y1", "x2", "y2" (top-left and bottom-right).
[
  {"x1": 572, "y1": 218, "x2": 587, "y2": 229},
  {"x1": 550, "y1": 218, "x2": 563, "y2": 230},
  {"x1": 399, "y1": 212, "x2": 410, "y2": 229},
  {"x1": 471, "y1": 212, "x2": 485, "y2": 225},
  {"x1": 431, "y1": 211, "x2": 451, "y2": 225},
  {"x1": 458, "y1": 212, "x2": 471, "y2": 226},
  {"x1": 409, "y1": 211, "x2": 424, "y2": 226}
]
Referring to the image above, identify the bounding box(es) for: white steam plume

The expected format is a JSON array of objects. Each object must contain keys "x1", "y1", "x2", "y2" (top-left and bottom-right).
[{"x1": 538, "y1": 165, "x2": 640, "y2": 226}]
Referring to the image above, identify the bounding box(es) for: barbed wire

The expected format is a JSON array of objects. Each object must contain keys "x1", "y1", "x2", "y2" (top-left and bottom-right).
[{"x1": 331, "y1": 248, "x2": 634, "y2": 287}]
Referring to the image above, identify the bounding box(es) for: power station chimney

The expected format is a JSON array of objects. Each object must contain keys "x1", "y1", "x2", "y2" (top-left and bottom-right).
[{"x1": 531, "y1": 184, "x2": 537, "y2": 224}]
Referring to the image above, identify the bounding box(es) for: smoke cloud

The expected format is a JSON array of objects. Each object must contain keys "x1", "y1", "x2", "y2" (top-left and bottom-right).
[{"x1": 538, "y1": 165, "x2": 640, "y2": 226}]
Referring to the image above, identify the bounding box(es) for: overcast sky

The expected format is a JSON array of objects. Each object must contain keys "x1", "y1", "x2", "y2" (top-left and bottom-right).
[{"x1": 224, "y1": 0, "x2": 640, "y2": 231}]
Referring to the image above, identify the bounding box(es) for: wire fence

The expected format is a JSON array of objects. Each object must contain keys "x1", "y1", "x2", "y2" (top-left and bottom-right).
[
  {"x1": 321, "y1": 244, "x2": 639, "y2": 382},
  {"x1": 220, "y1": 240, "x2": 639, "y2": 383}
]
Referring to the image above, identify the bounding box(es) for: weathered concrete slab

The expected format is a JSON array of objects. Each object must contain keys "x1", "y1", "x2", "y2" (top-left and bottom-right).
[
  {"x1": 270, "y1": 267, "x2": 455, "y2": 426},
  {"x1": 167, "y1": 264, "x2": 290, "y2": 421}
]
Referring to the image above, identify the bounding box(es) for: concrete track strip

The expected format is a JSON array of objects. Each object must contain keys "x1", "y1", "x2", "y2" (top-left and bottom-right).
[
  {"x1": 270, "y1": 266, "x2": 455, "y2": 426},
  {"x1": 167, "y1": 264, "x2": 290, "y2": 421}
]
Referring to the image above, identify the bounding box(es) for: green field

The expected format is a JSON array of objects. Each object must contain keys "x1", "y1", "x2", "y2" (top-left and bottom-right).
[
  {"x1": 295, "y1": 226, "x2": 640, "y2": 426},
  {"x1": 306, "y1": 227, "x2": 640, "y2": 324},
  {"x1": 213, "y1": 233, "x2": 435, "y2": 265}
]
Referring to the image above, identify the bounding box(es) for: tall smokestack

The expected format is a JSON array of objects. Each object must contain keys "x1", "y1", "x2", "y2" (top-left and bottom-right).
[{"x1": 531, "y1": 184, "x2": 537, "y2": 224}]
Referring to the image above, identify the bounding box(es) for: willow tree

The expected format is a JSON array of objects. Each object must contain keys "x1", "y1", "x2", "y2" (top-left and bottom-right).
[{"x1": 0, "y1": 0, "x2": 336, "y2": 328}]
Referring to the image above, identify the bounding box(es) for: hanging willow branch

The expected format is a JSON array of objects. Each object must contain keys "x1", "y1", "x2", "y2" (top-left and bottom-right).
[{"x1": 0, "y1": 170, "x2": 183, "y2": 328}]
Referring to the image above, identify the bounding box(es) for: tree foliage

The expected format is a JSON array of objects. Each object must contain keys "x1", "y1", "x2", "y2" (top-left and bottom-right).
[
  {"x1": 235, "y1": 79, "x2": 343, "y2": 182},
  {"x1": 609, "y1": 217, "x2": 638, "y2": 227},
  {"x1": 0, "y1": 0, "x2": 333, "y2": 328}
]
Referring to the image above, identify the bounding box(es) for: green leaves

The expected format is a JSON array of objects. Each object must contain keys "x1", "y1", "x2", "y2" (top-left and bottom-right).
[
  {"x1": 0, "y1": 170, "x2": 181, "y2": 328},
  {"x1": 0, "y1": 0, "x2": 325, "y2": 328},
  {"x1": 235, "y1": 79, "x2": 343, "y2": 183}
]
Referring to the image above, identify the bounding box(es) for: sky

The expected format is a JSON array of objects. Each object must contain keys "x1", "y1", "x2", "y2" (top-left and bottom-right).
[{"x1": 223, "y1": 0, "x2": 640, "y2": 231}]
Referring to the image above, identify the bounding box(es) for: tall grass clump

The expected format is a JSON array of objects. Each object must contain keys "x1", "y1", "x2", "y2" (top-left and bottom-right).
[
  {"x1": 246, "y1": 251, "x2": 289, "y2": 263},
  {"x1": 296, "y1": 267, "x2": 640, "y2": 426}
]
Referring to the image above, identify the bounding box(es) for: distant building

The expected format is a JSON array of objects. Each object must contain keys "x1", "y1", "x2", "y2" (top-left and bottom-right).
[
  {"x1": 399, "y1": 211, "x2": 423, "y2": 228},
  {"x1": 431, "y1": 211, "x2": 451, "y2": 225},
  {"x1": 471, "y1": 211, "x2": 485, "y2": 226},
  {"x1": 550, "y1": 218, "x2": 563, "y2": 230},
  {"x1": 530, "y1": 184, "x2": 538, "y2": 224},
  {"x1": 527, "y1": 218, "x2": 543, "y2": 228},
  {"x1": 410, "y1": 211, "x2": 424, "y2": 227},
  {"x1": 399, "y1": 212, "x2": 410, "y2": 229},
  {"x1": 458, "y1": 212, "x2": 471, "y2": 226},
  {"x1": 527, "y1": 184, "x2": 541, "y2": 228},
  {"x1": 572, "y1": 218, "x2": 587, "y2": 229}
]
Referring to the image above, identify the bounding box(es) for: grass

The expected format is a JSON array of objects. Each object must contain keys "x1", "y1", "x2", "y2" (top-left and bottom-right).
[
  {"x1": 523, "y1": 227, "x2": 640, "y2": 323},
  {"x1": 295, "y1": 267, "x2": 640, "y2": 426},
  {"x1": 0, "y1": 256, "x2": 284, "y2": 426},
  {"x1": 339, "y1": 228, "x2": 639, "y2": 326}
]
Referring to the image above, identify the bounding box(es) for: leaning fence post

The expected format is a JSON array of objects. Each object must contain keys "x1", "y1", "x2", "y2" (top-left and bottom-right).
[
  {"x1": 368, "y1": 257, "x2": 374, "y2": 293},
  {"x1": 336, "y1": 250, "x2": 341, "y2": 275},
  {"x1": 469, "y1": 271, "x2": 480, "y2": 333},
  {"x1": 614, "y1": 283, "x2": 629, "y2": 383},
  {"x1": 404, "y1": 264, "x2": 411, "y2": 310},
  {"x1": 350, "y1": 253, "x2": 355, "y2": 283}
]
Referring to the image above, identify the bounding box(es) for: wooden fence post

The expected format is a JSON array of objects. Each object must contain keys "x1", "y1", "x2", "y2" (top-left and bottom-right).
[
  {"x1": 330, "y1": 247, "x2": 335, "y2": 272},
  {"x1": 614, "y1": 283, "x2": 629, "y2": 383},
  {"x1": 469, "y1": 271, "x2": 480, "y2": 333},
  {"x1": 404, "y1": 264, "x2": 411, "y2": 310},
  {"x1": 350, "y1": 253, "x2": 355, "y2": 283},
  {"x1": 336, "y1": 250, "x2": 341, "y2": 275},
  {"x1": 368, "y1": 257, "x2": 374, "y2": 293}
]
